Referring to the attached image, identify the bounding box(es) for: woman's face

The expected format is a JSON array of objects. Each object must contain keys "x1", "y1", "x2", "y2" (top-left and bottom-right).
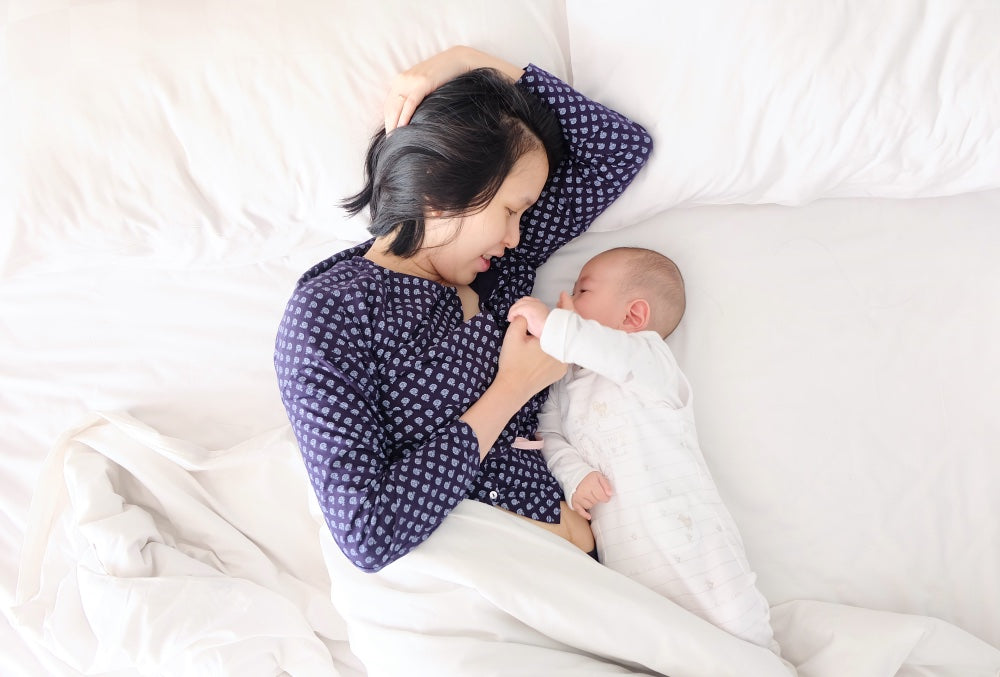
[{"x1": 421, "y1": 147, "x2": 548, "y2": 286}]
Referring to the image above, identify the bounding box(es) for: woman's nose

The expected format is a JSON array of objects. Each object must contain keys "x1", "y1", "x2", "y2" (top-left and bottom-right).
[{"x1": 504, "y1": 219, "x2": 520, "y2": 249}]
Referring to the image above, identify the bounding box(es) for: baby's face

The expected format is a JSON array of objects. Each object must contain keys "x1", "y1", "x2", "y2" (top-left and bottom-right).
[{"x1": 568, "y1": 253, "x2": 631, "y2": 330}]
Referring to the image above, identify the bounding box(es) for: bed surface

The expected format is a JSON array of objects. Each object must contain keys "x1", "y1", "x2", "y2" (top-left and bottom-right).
[
  {"x1": 2, "y1": 1, "x2": 999, "y2": 675},
  {"x1": 4, "y1": 192, "x2": 999, "y2": 675}
]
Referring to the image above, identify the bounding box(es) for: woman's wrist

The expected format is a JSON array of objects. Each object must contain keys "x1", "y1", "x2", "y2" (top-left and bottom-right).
[{"x1": 460, "y1": 378, "x2": 532, "y2": 460}]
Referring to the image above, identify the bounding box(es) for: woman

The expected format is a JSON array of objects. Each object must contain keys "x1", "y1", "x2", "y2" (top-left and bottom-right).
[{"x1": 275, "y1": 46, "x2": 652, "y2": 572}]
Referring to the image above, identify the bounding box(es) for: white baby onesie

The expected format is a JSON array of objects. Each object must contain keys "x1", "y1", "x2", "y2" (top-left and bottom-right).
[{"x1": 537, "y1": 309, "x2": 778, "y2": 652}]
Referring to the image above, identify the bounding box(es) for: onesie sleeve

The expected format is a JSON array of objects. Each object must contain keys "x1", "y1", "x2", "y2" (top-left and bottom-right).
[
  {"x1": 275, "y1": 281, "x2": 481, "y2": 573},
  {"x1": 540, "y1": 309, "x2": 686, "y2": 407},
  {"x1": 536, "y1": 385, "x2": 599, "y2": 511}
]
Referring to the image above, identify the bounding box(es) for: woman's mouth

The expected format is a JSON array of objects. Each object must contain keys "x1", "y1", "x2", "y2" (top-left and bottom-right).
[{"x1": 478, "y1": 255, "x2": 491, "y2": 272}]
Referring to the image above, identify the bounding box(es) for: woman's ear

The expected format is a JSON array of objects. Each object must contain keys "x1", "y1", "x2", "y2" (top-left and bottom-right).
[
  {"x1": 423, "y1": 197, "x2": 443, "y2": 219},
  {"x1": 621, "y1": 299, "x2": 651, "y2": 333}
]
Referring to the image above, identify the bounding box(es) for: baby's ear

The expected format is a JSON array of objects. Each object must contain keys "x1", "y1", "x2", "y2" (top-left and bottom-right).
[{"x1": 621, "y1": 299, "x2": 651, "y2": 333}]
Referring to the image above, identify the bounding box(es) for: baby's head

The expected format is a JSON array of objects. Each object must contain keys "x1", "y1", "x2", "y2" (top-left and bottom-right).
[{"x1": 567, "y1": 247, "x2": 685, "y2": 338}]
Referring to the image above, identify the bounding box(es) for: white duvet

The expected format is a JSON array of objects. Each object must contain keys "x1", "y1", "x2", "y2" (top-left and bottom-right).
[
  {"x1": 13, "y1": 413, "x2": 1000, "y2": 676},
  {"x1": 5, "y1": 1, "x2": 1000, "y2": 674}
]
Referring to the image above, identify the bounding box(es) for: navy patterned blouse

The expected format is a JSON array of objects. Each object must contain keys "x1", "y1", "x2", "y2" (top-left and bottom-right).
[{"x1": 275, "y1": 64, "x2": 652, "y2": 571}]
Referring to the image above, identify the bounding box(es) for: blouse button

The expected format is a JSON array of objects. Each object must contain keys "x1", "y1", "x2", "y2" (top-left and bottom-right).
[{"x1": 489, "y1": 490, "x2": 499, "y2": 500}]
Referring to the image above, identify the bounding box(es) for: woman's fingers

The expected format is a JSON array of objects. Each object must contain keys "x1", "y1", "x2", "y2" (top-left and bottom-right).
[
  {"x1": 382, "y1": 46, "x2": 524, "y2": 132},
  {"x1": 396, "y1": 94, "x2": 419, "y2": 129},
  {"x1": 385, "y1": 87, "x2": 425, "y2": 132},
  {"x1": 506, "y1": 314, "x2": 528, "y2": 336},
  {"x1": 384, "y1": 93, "x2": 404, "y2": 133},
  {"x1": 497, "y1": 317, "x2": 565, "y2": 399},
  {"x1": 384, "y1": 47, "x2": 474, "y2": 132},
  {"x1": 384, "y1": 88, "x2": 420, "y2": 132}
]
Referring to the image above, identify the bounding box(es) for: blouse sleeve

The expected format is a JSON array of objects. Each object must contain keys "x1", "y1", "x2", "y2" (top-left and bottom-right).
[
  {"x1": 512, "y1": 64, "x2": 653, "y2": 269},
  {"x1": 275, "y1": 282, "x2": 482, "y2": 572}
]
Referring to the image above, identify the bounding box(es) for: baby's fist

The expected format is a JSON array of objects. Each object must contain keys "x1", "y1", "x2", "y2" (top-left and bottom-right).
[
  {"x1": 507, "y1": 296, "x2": 551, "y2": 338},
  {"x1": 557, "y1": 291, "x2": 576, "y2": 312}
]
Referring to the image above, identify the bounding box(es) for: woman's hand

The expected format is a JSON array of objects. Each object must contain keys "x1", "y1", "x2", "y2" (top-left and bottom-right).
[
  {"x1": 384, "y1": 45, "x2": 525, "y2": 132},
  {"x1": 458, "y1": 317, "x2": 565, "y2": 460},
  {"x1": 495, "y1": 316, "x2": 566, "y2": 398}
]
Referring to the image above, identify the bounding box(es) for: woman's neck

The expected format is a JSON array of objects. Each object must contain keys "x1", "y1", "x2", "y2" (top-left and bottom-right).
[
  {"x1": 364, "y1": 238, "x2": 480, "y2": 319},
  {"x1": 364, "y1": 238, "x2": 446, "y2": 285}
]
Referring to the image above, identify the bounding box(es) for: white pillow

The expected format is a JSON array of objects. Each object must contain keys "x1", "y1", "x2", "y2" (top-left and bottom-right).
[
  {"x1": 0, "y1": 0, "x2": 570, "y2": 275},
  {"x1": 566, "y1": 0, "x2": 1000, "y2": 231}
]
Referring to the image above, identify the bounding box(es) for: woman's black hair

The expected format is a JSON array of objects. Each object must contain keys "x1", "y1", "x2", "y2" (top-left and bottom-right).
[{"x1": 341, "y1": 67, "x2": 566, "y2": 257}]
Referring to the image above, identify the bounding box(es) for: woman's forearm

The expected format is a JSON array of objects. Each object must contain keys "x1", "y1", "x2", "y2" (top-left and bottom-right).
[
  {"x1": 459, "y1": 377, "x2": 536, "y2": 461},
  {"x1": 462, "y1": 317, "x2": 567, "y2": 460}
]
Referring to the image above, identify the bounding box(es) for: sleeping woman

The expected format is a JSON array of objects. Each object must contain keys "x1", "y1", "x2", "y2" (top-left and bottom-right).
[{"x1": 274, "y1": 45, "x2": 652, "y2": 572}]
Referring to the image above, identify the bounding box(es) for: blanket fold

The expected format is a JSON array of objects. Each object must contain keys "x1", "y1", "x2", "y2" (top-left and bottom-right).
[{"x1": 12, "y1": 412, "x2": 1000, "y2": 677}]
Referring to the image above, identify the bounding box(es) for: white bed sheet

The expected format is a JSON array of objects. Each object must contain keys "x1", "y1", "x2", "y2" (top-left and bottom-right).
[
  {"x1": 4, "y1": 192, "x2": 1000, "y2": 673},
  {"x1": 4, "y1": 0, "x2": 999, "y2": 674},
  {"x1": 1, "y1": 241, "x2": 352, "y2": 676},
  {"x1": 535, "y1": 192, "x2": 1000, "y2": 649}
]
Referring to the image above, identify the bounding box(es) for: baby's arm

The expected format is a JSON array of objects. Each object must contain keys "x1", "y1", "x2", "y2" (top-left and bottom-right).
[
  {"x1": 536, "y1": 384, "x2": 612, "y2": 519},
  {"x1": 512, "y1": 294, "x2": 684, "y2": 405},
  {"x1": 541, "y1": 308, "x2": 684, "y2": 406}
]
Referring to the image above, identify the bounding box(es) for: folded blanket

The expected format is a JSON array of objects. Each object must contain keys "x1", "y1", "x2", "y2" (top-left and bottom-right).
[{"x1": 12, "y1": 412, "x2": 1000, "y2": 676}]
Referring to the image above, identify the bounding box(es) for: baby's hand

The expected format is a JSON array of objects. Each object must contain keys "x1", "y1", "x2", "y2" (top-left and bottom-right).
[
  {"x1": 571, "y1": 471, "x2": 613, "y2": 520},
  {"x1": 507, "y1": 296, "x2": 551, "y2": 338},
  {"x1": 556, "y1": 290, "x2": 576, "y2": 312}
]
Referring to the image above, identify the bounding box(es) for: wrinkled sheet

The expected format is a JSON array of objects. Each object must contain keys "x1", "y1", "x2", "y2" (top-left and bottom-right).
[
  {"x1": 13, "y1": 413, "x2": 1000, "y2": 676},
  {"x1": 13, "y1": 413, "x2": 362, "y2": 677},
  {"x1": 4, "y1": 1, "x2": 1000, "y2": 673}
]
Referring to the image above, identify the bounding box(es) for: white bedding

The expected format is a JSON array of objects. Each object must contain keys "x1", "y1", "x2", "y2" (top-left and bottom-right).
[
  {"x1": 6, "y1": 193, "x2": 1000, "y2": 675},
  {"x1": 3, "y1": 1, "x2": 1000, "y2": 675},
  {"x1": 12, "y1": 412, "x2": 1000, "y2": 676}
]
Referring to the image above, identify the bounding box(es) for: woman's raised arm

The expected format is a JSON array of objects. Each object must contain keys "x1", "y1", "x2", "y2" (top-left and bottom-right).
[
  {"x1": 511, "y1": 65, "x2": 653, "y2": 268},
  {"x1": 384, "y1": 46, "x2": 525, "y2": 132}
]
